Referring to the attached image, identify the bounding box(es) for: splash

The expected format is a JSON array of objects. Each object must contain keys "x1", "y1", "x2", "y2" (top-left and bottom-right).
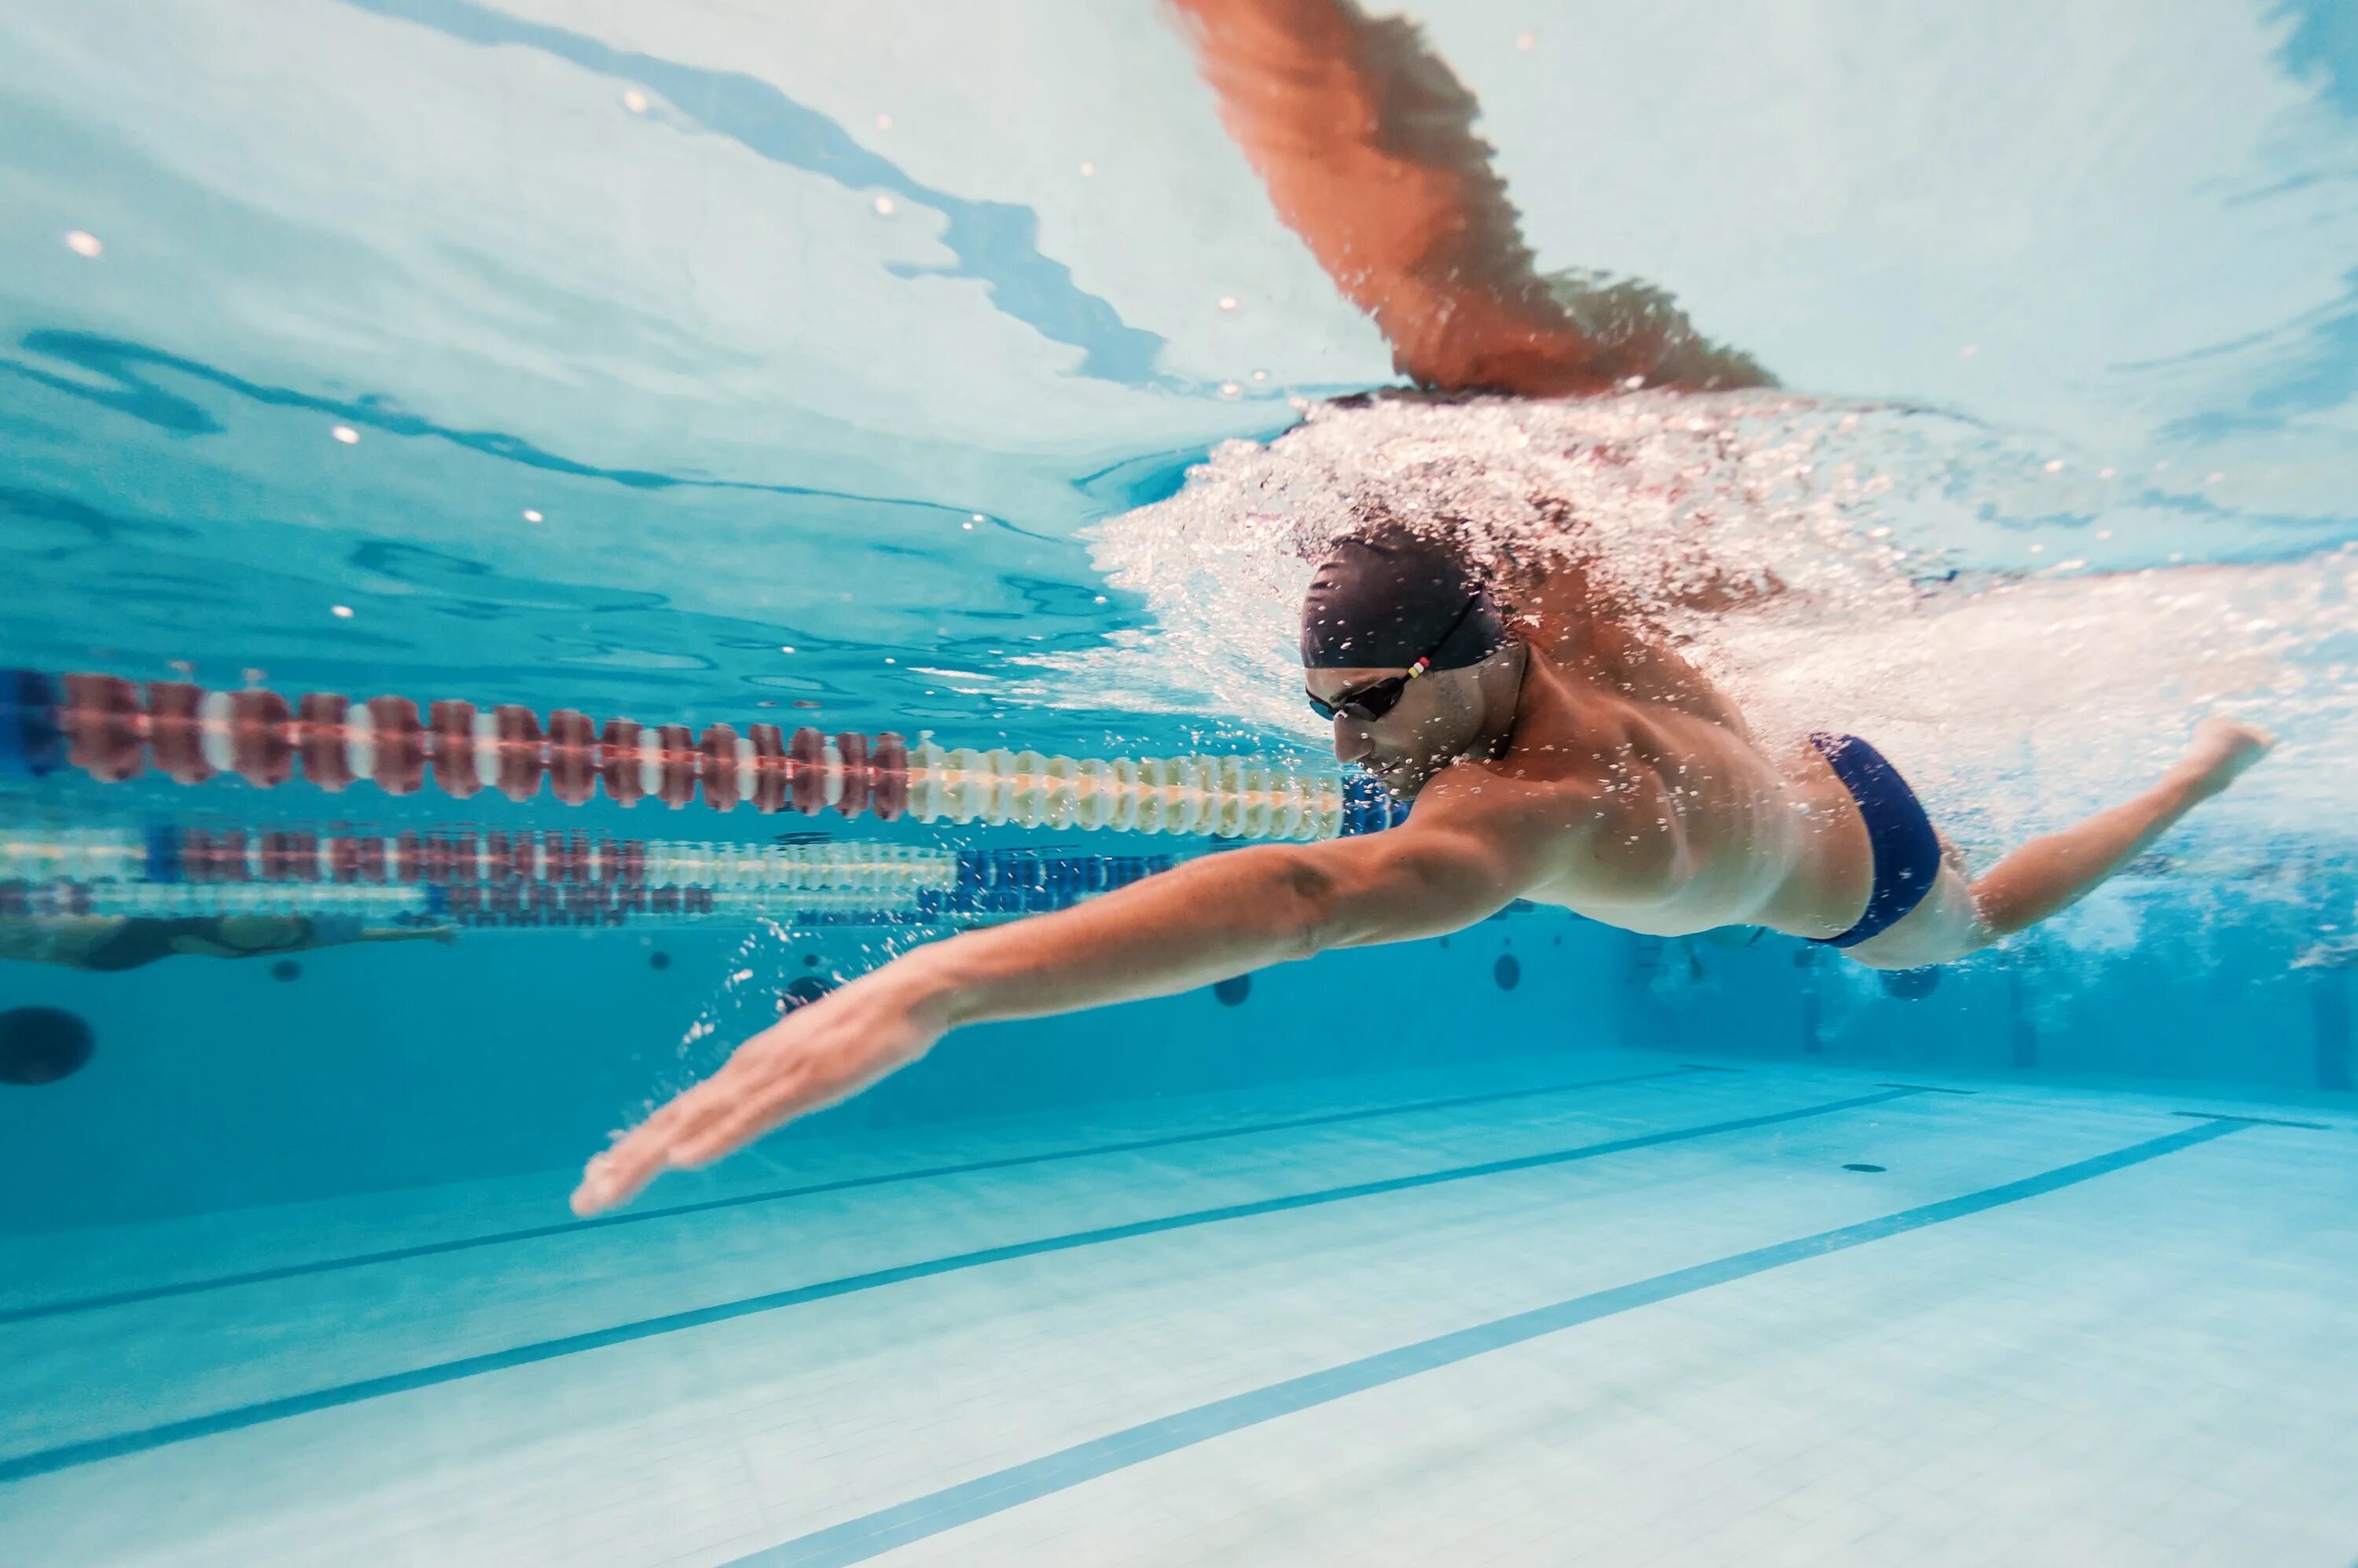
[{"x1": 1063, "y1": 391, "x2": 2356, "y2": 874}]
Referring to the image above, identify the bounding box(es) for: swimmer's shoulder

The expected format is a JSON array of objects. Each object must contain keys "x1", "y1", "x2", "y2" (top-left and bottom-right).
[
  {"x1": 1412, "y1": 758, "x2": 1669, "y2": 909},
  {"x1": 1417, "y1": 751, "x2": 1617, "y2": 838}
]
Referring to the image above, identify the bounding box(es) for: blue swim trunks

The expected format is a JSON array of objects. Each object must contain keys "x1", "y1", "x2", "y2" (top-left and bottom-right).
[{"x1": 1808, "y1": 733, "x2": 1942, "y2": 949}]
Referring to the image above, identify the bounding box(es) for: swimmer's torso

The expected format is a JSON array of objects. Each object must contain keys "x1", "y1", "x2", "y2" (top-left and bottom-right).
[{"x1": 1425, "y1": 608, "x2": 1875, "y2": 941}]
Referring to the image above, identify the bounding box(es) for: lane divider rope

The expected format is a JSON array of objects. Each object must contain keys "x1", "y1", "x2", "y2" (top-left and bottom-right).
[{"x1": 1, "y1": 670, "x2": 1408, "y2": 839}]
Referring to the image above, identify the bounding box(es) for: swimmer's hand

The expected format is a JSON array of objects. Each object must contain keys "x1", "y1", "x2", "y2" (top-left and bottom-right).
[{"x1": 572, "y1": 971, "x2": 946, "y2": 1215}]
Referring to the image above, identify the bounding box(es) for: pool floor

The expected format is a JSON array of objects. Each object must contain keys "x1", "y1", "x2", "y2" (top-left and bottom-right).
[{"x1": 2, "y1": 1048, "x2": 2354, "y2": 1565}]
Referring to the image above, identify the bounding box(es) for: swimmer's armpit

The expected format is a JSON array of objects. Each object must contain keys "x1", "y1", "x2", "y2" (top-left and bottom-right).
[{"x1": 1167, "y1": 0, "x2": 1771, "y2": 397}]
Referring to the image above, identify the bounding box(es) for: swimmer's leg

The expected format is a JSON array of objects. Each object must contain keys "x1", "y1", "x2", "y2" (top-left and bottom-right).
[
  {"x1": 1854, "y1": 718, "x2": 2273, "y2": 968},
  {"x1": 1971, "y1": 717, "x2": 2283, "y2": 934},
  {"x1": 1967, "y1": 718, "x2": 2273, "y2": 938},
  {"x1": 1842, "y1": 719, "x2": 2274, "y2": 969}
]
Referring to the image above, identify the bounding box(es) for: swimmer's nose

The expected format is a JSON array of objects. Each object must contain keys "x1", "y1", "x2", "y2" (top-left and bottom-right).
[{"x1": 1331, "y1": 719, "x2": 1373, "y2": 766}]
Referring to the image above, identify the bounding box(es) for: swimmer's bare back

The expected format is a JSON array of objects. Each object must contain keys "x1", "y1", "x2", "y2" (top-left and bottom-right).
[{"x1": 1166, "y1": 0, "x2": 1772, "y2": 397}]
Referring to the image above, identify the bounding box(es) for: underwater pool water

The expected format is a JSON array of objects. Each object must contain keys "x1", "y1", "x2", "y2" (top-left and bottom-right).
[{"x1": 3, "y1": 2, "x2": 2356, "y2": 1563}]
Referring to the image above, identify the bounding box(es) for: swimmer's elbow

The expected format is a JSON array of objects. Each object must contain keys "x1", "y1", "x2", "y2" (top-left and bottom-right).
[
  {"x1": 1258, "y1": 850, "x2": 1346, "y2": 961},
  {"x1": 1281, "y1": 834, "x2": 1509, "y2": 954}
]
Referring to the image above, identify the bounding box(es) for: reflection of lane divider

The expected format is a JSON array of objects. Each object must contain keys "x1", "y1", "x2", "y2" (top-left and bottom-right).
[
  {"x1": 2, "y1": 670, "x2": 1407, "y2": 839},
  {"x1": 2, "y1": 827, "x2": 960, "y2": 891},
  {"x1": 0, "y1": 827, "x2": 1178, "y2": 930},
  {"x1": 3, "y1": 879, "x2": 432, "y2": 923}
]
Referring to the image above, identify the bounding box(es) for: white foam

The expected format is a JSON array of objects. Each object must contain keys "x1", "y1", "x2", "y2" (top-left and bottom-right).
[{"x1": 1062, "y1": 392, "x2": 2357, "y2": 864}]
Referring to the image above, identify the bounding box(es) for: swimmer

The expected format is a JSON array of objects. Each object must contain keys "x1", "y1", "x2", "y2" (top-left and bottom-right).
[
  {"x1": 567, "y1": 0, "x2": 2273, "y2": 1210},
  {"x1": 0, "y1": 913, "x2": 454, "y2": 972},
  {"x1": 571, "y1": 525, "x2": 2271, "y2": 1214}
]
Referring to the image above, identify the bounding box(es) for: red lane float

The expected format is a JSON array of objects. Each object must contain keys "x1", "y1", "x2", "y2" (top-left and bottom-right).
[
  {"x1": 48, "y1": 670, "x2": 909, "y2": 818},
  {"x1": 31, "y1": 669, "x2": 1362, "y2": 841}
]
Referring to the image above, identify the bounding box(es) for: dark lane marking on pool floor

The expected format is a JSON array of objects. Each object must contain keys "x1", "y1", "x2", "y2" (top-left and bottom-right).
[
  {"x1": 0, "y1": 1067, "x2": 1706, "y2": 1327},
  {"x1": 2169, "y1": 1110, "x2": 2330, "y2": 1130},
  {"x1": 0, "y1": 1088, "x2": 1911, "y2": 1484},
  {"x1": 735, "y1": 1118, "x2": 2246, "y2": 1568}
]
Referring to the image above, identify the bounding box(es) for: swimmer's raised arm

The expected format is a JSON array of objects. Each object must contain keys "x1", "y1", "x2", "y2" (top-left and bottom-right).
[
  {"x1": 1166, "y1": 0, "x2": 1770, "y2": 395},
  {"x1": 570, "y1": 780, "x2": 1604, "y2": 1215}
]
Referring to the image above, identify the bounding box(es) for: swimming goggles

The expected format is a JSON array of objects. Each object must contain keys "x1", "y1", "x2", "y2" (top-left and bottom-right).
[{"x1": 1306, "y1": 596, "x2": 1482, "y2": 722}]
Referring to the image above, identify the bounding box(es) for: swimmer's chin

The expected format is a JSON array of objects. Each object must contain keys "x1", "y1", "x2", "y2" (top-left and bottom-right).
[{"x1": 1364, "y1": 761, "x2": 1436, "y2": 801}]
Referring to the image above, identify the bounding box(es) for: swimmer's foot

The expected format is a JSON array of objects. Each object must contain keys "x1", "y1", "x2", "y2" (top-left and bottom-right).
[{"x1": 2171, "y1": 717, "x2": 2275, "y2": 803}]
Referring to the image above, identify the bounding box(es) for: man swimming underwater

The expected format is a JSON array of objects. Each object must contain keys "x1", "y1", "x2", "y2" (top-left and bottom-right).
[
  {"x1": 568, "y1": 0, "x2": 2274, "y2": 1214},
  {"x1": 574, "y1": 522, "x2": 2268, "y2": 1214}
]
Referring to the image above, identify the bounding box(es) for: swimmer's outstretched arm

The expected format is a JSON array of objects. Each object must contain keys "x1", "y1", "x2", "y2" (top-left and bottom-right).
[
  {"x1": 1166, "y1": 0, "x2": 1770, "y2": 395},
  {"x1": 572, "y1": 780, "x2": 1614, "y2": 1215}
]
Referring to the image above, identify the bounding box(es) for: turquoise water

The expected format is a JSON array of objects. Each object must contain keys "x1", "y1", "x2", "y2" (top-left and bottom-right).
[{"x1": 3, "y1": 2, "x2": 2356, "y2": 1563}]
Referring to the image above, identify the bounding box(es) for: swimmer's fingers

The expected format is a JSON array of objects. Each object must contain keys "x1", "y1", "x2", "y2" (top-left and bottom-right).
[
  {"x1": 574, "y1": 985, "x2": 942, "y2": 1214},
  {"x1": 571, "y1": 1078, "x2": 740, "y2": 1215},
  {"x1": 673, "y1": 997, "x2": 941, "y2": 1168},
  {"x1": 665, "y1": 1091, "x2": 806, "y2": 1172},
  {"x1": 667, "y1": 1025, "x2": 858, "y2": 1169},
  {"x1": 570, "y1": 1109, "x2": 684, "y2": 1216},
  {"x1": 569, "y1": 1013, "x2": 829, "y2": 1214}
]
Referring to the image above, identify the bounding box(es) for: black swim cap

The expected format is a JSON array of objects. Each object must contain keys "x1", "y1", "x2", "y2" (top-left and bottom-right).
[{"x1": 1299, "y1": 524, "x2": 1508, "y2": 670}]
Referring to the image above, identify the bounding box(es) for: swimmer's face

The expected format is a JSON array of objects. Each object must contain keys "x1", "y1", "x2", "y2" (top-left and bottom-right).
[{"x1": 1306, "y1": 663, "x2": 1486, "y2": 799}]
